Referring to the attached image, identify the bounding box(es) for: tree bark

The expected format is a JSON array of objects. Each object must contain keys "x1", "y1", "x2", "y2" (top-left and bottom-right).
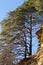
[{"x1": 29, "y1": 13, "x2": 32, "y2": 55}]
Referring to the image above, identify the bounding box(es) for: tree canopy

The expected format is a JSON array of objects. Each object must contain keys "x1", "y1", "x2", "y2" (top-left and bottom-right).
[{"x1": 0, "y1": 0, "x2": 43, "y2": 65}]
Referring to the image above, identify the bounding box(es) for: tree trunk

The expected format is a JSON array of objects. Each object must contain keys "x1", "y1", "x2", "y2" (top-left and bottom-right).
[{"x1": 29, "y1": 13, "x2": 32, "y2": 55}]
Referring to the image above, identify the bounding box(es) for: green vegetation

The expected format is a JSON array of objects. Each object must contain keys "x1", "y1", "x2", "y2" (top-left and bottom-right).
[{"x1": 0, "y1": 0, "x2": 43, "y2": 65}]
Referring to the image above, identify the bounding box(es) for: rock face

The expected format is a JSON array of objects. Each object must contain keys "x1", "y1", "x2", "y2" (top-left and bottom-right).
[{"x1": 16, "y1": 24, "x2": 43, "y2": 65}]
